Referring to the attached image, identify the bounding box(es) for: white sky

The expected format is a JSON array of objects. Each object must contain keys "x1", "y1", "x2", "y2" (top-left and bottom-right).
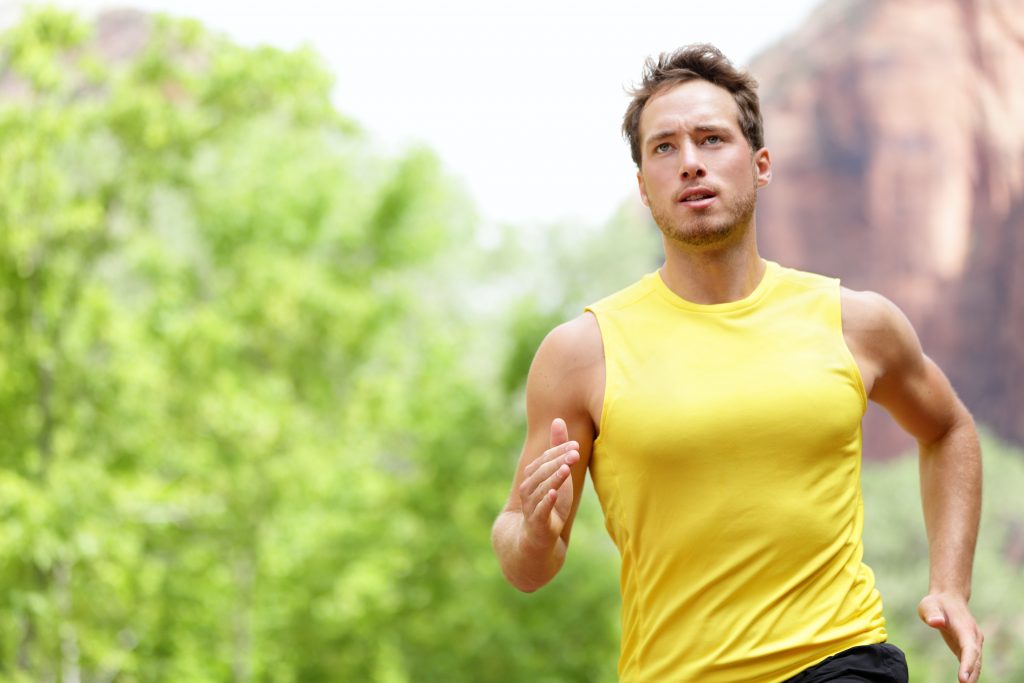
[{"x1": 7, "y1": 0, "x2": 826, "y2": 227}]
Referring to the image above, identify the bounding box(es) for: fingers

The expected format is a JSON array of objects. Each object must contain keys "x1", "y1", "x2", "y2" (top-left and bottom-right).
[
  {"x1": 523, "y1": 417, "x2": 572, "y2": 478},
  {"x1": 520, "y1": 460, "x2": 574, "y2": 545},
  {"x1": 515, "y1": 418, "x2": 580, "y2": 545},
  {"x1": 519, "y1": 444, "x2": 578, "y2": 512},
  {"x1": 550, "y1": 417, "x2": 569, "y2": 449},
  {"x1": 959, "y1": 641, "x2": 982, "y2": 683},
  {"x1": 955, "y1": 621, "x2": 983, "y2": 683},
  {"x1": 529, "y1": 487, "x2": 560, "y2": 525},
  {"x1": 919, "y1": 594, "x2": 983, "y2": 683},
  {"x1": 523, "y1": 438, "x2": 578, "y2": 478}
]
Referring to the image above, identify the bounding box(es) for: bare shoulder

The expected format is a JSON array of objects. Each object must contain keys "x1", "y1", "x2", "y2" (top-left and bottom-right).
[
  {"x1": 841, "y1": 288, "x2": 968, "y2": 441},
  {"x1": 841, "y1": 287, "x2": 921, "y2": 356},
  {"x1": 535, "y1": 312, "x2": 603, "y2": 369},
  {"x1": 527, "y1": 312, "x2": 604, "y2": 423},
  {"x1": 841, "y1": 287, "x2": 903, "y2": 333},
  {"x1": 840, "y1": 286, "x2": 929, "y2": 398}
]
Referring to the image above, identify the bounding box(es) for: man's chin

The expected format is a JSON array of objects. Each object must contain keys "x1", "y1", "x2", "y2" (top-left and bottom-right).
[{"x1": 662, "y1": 224, "x2": 739, "y2": 249}]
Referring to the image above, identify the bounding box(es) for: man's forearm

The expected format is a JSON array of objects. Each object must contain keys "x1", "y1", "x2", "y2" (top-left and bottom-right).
[
  {"x1": 491, "y1": 511, "x2": 567, "y2": 593},
  {"x1": 918, "y1": 409, "x2": 982, "y2": 598}
]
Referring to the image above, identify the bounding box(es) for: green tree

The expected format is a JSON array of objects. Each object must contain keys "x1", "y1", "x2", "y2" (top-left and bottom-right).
[{"x1": 0, "y1": 7, "x2": 629, "y2": 682}]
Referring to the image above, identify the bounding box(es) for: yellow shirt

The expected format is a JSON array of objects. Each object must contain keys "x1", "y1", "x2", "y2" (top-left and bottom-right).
[{"x1": 584, "y1": 261, "x2": 887, "y2": 682}]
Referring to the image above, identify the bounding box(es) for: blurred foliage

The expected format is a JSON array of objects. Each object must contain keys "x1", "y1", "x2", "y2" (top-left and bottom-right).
[
  {"x1": 0, "y1": 6, "x2": 625, "y2": 682},
  {"x1": 0, "y1": 6, "x2": 1019, "y2": 683},
  {"x1": 863, "y1": 431, "x2": 1024, "y2": 682}
]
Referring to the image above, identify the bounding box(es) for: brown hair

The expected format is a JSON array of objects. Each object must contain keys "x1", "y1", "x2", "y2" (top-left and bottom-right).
[{"x1": 622, "y1": 44, "x2": 764, "y2": 167}]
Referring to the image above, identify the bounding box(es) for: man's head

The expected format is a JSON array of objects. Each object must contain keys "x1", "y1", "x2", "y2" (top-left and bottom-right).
[
  {"x1": 625, "y1": 45, "x2": 771, "y2": 250},
  {"x1": 622, "y1": 44, "x2": 764, "y2": 168}
]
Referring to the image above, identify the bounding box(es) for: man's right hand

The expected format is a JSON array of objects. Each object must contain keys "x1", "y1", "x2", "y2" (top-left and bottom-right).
[{"x1": 517, "y1": 418, "x2": 580, "y2": 550}]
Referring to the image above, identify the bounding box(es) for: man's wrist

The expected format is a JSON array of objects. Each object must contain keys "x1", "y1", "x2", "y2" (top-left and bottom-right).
[{"x1": 926, "y1": 585, "x2": 972, "y2": 603}]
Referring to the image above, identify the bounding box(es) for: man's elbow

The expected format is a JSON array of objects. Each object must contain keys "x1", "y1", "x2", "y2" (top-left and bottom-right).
[
  {"x1": 491, "y1": 514, "x2": 561, "y2": 593},
  {"x1": 917, "y1": 398, "x2": 977, "y2": 449},
  {"x1": 494, "y1": 551, "x2": 553, "y2": 593},
  {"x1": 503, "y1": 570, "x2": 547, "y2": 594}
]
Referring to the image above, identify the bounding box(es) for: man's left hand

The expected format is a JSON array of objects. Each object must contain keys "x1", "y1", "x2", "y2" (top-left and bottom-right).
[{"x1": 918, "y1": 593, "x2": 983, "y2": 683}]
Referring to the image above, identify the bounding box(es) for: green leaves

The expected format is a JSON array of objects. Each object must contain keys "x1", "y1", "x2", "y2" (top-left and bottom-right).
[
  {"x1": 1, "y1": 7, "x2": 89, "y2": 93},
  {"x1": 0, "y1": 7, "x2": 491, "y2": 680},
  {"x1": 0, "y1": 7, "x2": 609, "y2": 682}
]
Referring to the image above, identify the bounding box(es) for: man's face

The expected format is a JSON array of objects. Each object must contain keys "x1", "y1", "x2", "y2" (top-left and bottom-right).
[{"x1": 636, "y1": 79, "x2": 771, "y2": 249}]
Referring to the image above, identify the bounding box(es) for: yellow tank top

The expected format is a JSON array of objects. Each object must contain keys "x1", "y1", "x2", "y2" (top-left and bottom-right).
[{"x1": 584, "y1": 261, "x2": 887, "y2": 683}]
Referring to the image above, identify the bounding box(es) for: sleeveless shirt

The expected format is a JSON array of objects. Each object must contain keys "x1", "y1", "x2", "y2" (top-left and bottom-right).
[{"x1": 583, "y1": 261, "x2": 887, "y2": 683}]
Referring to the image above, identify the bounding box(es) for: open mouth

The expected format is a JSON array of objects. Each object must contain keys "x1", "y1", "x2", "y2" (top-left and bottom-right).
[{"x1": 677, "y1": 187, "x2": 717, "y2": 204}]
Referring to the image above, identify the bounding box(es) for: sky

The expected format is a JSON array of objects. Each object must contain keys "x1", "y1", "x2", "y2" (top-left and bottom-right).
[{"x1": 6, "y1": 0, "x2": 828, "y2": 228}]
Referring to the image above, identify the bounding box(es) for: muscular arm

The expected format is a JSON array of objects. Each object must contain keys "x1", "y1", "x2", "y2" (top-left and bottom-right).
[
  {"x1": 843, "y1": 289, "x2": 983, "y2": 683},
  {"x1": 491, "y1": 313, "x2": 602, "y2": 592}
]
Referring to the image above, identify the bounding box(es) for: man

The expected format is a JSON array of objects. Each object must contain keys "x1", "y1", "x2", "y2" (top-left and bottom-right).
[{"x1": 491, "y1": 44, "x2": 983, "y2": 683}]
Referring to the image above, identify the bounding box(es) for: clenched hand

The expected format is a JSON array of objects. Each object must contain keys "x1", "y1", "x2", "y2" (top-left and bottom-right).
[{"x1": 517, "y1": 418, "x2": 580, "y2": 550}]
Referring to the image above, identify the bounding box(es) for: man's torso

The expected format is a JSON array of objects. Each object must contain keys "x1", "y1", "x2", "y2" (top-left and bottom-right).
[{"x1": 576, "y1": 262, "x2": 889, "y2": 682}]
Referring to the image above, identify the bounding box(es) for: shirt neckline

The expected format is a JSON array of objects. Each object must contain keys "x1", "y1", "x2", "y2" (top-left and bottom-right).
[{"x1": 649, "y1": 259, "x2": 780, "y2": 313}]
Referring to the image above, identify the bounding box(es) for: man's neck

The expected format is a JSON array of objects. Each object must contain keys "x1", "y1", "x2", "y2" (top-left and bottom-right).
[{"x1": 658, "y1": 234, "x2": 766, "y2": 305}]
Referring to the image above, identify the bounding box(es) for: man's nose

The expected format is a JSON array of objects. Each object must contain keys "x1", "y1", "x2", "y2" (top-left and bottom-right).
[{"x1": 679, "y1": 144, "x2": 707, "y2": 179}]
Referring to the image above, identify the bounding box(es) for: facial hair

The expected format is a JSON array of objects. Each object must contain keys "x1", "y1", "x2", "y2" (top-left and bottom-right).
[{"x1": 650, "y1": 181, "x2": 758, "y2": 248}]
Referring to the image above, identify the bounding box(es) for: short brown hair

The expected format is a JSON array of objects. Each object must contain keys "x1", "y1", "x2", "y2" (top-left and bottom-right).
[{"x1": 622, "y1": 44, "x2": 764, "y2": 167}]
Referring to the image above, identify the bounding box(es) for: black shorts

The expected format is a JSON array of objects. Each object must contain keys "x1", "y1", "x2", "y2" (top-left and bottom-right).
[{"x1": 783, "y1": 643, "x2": 909, "y2": 683}]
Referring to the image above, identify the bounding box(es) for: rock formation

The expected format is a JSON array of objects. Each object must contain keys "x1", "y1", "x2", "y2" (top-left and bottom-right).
[{"x1": 751, "y1": 0, "x2": 1024, "y2": 457}]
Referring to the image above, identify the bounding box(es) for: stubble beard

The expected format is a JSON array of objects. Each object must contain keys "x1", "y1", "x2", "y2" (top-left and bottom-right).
[{"x1": 651, "y1": 183, "x2": 758, "y2": 249}]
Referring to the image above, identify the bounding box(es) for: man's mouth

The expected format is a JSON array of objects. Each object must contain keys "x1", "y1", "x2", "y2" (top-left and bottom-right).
[{"x1": 677, "y1": 187, "x2": 717, "y2": 203}]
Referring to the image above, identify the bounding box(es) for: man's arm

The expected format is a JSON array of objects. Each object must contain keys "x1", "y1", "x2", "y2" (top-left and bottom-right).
[
  {"x1": 491, "y1": 313, "x2": 602, "y2": 593},
  {"x1": 843, "y1": 289, "x2": 983, "y2": 683}
]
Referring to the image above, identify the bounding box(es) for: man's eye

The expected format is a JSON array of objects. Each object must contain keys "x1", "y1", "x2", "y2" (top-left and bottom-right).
[
  {"x1": 704, "y1": 135, "x2": 721, "y2": 145},
  {"x1": 655, "y1": 142, "x2": 672, "y2": 153}
]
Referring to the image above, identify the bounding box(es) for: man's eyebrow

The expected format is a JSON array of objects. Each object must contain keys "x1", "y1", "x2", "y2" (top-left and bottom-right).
[
  {"x1": 694, "y1": 124, "x2": 731, "y2": 133},
  {"x1": 644, "y1": 124, "x2": 732, "y2": 145},
  {"x1": 645, "y1": 130, "x2": 678, "y2": 146}
]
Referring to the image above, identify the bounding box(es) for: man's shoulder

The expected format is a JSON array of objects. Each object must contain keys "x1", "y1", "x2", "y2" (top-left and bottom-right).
[
  {"x1": 839, "y1": 286, "x2": 906, "y2": 334},
  {"x1": 539, "y1": 313, "x2": 603, "y2": 371},
  {"x1": 527, "y1": 313, "x2": 604, "y2": 413},
  {"x1": 839, "y1": 286, "x2": 924, "y2": 376},
  {"x1": 533, "y1": 273, "x2": 660, "y2": 378}
]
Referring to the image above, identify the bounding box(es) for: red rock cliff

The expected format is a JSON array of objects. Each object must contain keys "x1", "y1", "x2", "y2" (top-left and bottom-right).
[{"x1": 751, "y1": 0, "x2": 1024, "y2": 457}]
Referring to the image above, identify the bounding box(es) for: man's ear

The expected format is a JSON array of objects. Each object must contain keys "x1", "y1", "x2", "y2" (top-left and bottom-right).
[
  {"x1": 637, "y1": 170, "x2": 650, "y2": 207},
  {"x1": 754, "y1": 147, "x2": 772, "y2": 188}
]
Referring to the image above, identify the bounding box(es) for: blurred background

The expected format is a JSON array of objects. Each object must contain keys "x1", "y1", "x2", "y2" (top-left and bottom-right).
[{"x1": 0, "y1": 1, "x2": 1021, "y2": 681}]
